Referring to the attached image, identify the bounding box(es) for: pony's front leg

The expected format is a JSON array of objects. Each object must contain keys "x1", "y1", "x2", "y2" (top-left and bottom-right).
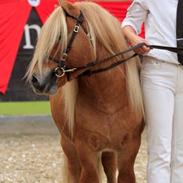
[
  {"x1": 102, "y1": 151, "x2": 117, "y2": 183},
  {"x1": 75, "y1": 140, "x2": 100, "y2": 183},
  {"x1": 61, "y1": 134, "x2": 81, "y2": 183},
  {"x1": 117, "y1": 137, "x2": 141, "y2": 183}
]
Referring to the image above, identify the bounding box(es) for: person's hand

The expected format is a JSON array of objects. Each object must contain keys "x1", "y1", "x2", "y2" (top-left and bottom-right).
[
  {"x1": 129, "y1": 35, "x2": 150, "y2": 55},
  {"x1": 122, "y1": 26, "x2": 150, "y2": 55}
]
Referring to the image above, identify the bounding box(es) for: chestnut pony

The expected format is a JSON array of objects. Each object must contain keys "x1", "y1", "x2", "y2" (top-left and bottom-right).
[{"x1": 26, "y1": 1, "x2": 144, "y2": 183}]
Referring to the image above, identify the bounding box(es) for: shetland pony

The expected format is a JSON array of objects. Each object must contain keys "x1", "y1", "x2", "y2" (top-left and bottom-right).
[{"x1": 26, "y1": 1, "x2": 144, "y2": 183}]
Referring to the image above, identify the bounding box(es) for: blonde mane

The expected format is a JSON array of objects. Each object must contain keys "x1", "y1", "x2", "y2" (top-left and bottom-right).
[
  {"x1": 27, "y1": 1, "x2": 144, "y2": 138},
  {"x1": 65, "y1": 2, "x2": 144, "y2": 137},
  {"x1": 76, "y1": 1, "x2": 144, "y2": 112},
  {"x1": 26, "y1": 6, "x2": 68, "y2": 80}
]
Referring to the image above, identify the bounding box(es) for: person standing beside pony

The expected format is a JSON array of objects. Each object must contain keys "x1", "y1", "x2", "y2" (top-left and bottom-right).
[{"x1": 122, "y1": 0, "x2": 183, "y2": 182}]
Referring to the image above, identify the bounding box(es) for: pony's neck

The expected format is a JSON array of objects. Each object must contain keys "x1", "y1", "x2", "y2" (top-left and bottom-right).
[
  {"x1": 78, "y1": 70, "x2": 128, "y2": 114},
  {"x1": 78, "y1": 46, "x2": 129, "y2": 114}
]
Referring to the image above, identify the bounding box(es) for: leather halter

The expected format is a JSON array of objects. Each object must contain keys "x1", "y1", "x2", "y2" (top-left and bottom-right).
[
  {"x1": 49, "y1": 10, "x2": 183, "y2": 82},
  {"x1": 49, "y1": 10, "x2": 85, "y2": 79}
]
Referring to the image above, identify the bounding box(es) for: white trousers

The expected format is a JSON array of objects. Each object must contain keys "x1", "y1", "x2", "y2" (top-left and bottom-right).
[{"x1": 140, "y1": 57, "x2": 183, "y2": 183}]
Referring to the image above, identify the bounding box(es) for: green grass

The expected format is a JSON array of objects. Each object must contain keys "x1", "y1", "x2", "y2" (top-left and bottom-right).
[{"x1": 0, "y1": 101, "x2": 51, "y2": 116}]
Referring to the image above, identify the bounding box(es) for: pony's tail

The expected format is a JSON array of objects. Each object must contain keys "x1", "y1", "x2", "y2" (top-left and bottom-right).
[{"x1": 125, "y1": 58, "x2": 144, "y2": 118}]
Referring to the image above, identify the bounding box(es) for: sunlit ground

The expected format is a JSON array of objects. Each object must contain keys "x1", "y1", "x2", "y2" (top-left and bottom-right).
[{"x1": 0, "y1": 133, "x2": 147, "y2": 183}]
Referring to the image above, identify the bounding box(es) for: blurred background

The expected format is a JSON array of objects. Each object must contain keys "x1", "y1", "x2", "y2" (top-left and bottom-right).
[{"x1": 0, "y1": 0, "x2": 147, "y2": 182}]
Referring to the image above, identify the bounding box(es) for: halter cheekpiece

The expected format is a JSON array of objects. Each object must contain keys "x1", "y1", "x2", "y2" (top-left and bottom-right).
[{"x1": 52, "y1": 9, "x2": 84, "y2": 79}]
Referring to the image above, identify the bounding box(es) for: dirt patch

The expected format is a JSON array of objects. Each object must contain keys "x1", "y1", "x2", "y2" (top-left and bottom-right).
[{"x1": 0, "y1": 133, "x2": 147, "y2": 183}]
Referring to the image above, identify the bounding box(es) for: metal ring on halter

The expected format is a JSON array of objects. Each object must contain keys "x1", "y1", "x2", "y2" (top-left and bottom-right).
[
  {"x1": 74, "y1": 25, "x2": 80, "y2": 33},
  {"x1": 54, "y1": 67, "x2": 65, "y2": 78}
]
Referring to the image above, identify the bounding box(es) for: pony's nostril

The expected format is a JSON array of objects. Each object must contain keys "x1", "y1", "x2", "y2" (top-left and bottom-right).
[
  {"x1": 32, "y1": 75, "x2": 38, "y2": 85},
  {"x1": 31, "y1": 75, "x2": 45, "y2": 92},
  {"x1": 31, "y1": 75, "x2": 41, "y2": 90}
]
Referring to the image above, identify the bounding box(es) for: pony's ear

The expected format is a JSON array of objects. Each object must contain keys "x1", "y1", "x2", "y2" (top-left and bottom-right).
[{"x1": 59, "y1": 1, "x2": 80, "y2": 17}]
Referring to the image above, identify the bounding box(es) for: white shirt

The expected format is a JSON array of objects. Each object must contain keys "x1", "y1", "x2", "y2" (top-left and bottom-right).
[{"x1": 122, "y1": 0, "x2": 179, "y2": 64}]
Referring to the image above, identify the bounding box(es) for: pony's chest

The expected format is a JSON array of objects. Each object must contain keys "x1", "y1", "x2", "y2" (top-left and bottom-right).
[{"x1": 75, "y1": 110, "x2": 141, "y2": 151}]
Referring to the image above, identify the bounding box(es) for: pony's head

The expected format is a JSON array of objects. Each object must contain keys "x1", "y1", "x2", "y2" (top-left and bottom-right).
[{"x1": 26, "y1": 1, "x2": 96, "y2": 95}]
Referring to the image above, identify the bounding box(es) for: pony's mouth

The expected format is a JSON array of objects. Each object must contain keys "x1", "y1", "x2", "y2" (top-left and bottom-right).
[
  {"x1": 32, "y1": 83, "x2": 57, "y2": 96},
  {"x1": 31, "y1": 70, "x2": 58, "y2": 95}
]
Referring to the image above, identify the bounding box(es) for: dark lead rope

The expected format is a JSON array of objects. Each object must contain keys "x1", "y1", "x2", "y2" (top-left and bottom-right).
[
  {"x1": 69, "y1": 43, "x2": 183, "y2": 71},
  {"x1": 149, "y1": 44, "x2": 183, "y2": 54},
  {"x1": 66, "y1": 43, "x2": 183, "y2": 79},
  {"x1": 50, "y1": 8, "x2": 183, "y2": 80},
  {"x1": 79, "y1": 53, "x2": 138, "y2": 77}
]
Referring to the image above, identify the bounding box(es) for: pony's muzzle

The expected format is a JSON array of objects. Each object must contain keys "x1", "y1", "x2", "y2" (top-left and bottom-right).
[
  {"x1": 30, "y1": 71, "x2": 58, "y2": 95},
  {"x1": 31, "y1": 75, "x2": 45, "y2": 92}
]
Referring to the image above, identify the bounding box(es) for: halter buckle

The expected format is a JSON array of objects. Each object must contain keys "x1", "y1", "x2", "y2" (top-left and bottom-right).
[
  {"x1": 54, "y1": 67, "x2": 65, "y2": 78},
  {"x1": 74, "y1": 25, "x2": 80, "y2": 33}
]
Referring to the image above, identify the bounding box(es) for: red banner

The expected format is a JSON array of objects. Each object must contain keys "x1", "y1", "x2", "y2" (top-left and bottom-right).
[{"x1": 0, "y1": 0, "x2": 132, "y2": 94}]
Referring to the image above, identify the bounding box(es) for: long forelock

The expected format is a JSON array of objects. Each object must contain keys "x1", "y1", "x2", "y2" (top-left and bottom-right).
[{"x1": 26, "y1": 6, "x2": 68, "y2": 81}]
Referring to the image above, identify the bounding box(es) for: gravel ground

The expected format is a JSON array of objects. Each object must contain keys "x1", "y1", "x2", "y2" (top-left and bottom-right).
[{"x1": 0, "y1": 133, "x2": 147, "y2": 183}]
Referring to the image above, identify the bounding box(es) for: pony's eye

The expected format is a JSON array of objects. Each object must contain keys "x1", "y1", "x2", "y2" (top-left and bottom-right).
[{"x1": 49, "y1": 56, "x2": 59, "y2": 63}]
